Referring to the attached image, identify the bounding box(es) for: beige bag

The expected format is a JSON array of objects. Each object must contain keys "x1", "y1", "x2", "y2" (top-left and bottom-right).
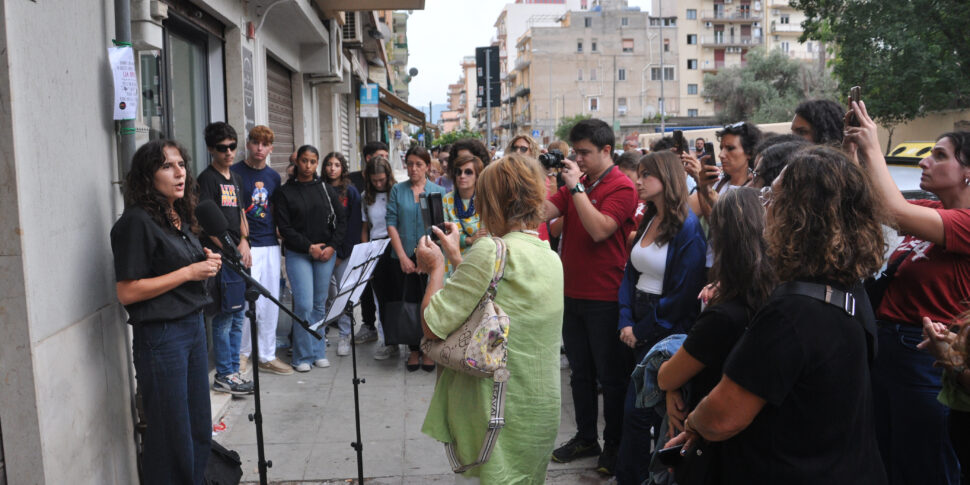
[{"x1": 419, "y1": 237, "x2": 511, "y2": 473}]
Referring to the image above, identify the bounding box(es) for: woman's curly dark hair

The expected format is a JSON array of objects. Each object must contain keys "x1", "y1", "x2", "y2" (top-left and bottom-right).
[
  {"x1": 321, "y1": 150, "x2": 351, "y2": 198},
  {"x1": 765, "y1": 146, "x2": 886, "y2": 287},
  {"x1": 123, "y1": 140, "x2": 199, "y2": 234},
  {"x1": 794, "y1": 99, "x2": 845, "y2": 145},
  {"x1": 716, "y1": 121, "x2": 764, "y2": 170}
]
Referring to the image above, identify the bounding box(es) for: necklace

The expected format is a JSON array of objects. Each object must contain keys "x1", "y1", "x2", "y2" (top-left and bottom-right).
[
  {"x1": 455, "y1": 193, "x2": 476, "y2": 219},
  {"x1": 167, "y1": 208, "x2": 182, "y2": 231}
]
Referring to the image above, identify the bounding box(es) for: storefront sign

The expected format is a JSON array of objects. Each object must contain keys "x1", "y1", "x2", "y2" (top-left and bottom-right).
[
  {"x1": 242, "y1": 47, "x2": 256, "y2": 133},
  {"x1": 360, "y1": 83, "x2": 379, "y2": 118},
  {"x1": 108, "y1": 46, "x2": 138, "y2": 120}
]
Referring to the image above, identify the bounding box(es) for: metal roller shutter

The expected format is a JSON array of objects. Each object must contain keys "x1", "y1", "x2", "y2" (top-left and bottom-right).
[
  {"x1": 266, "y1": 56, "x2": 294, "y2": 177},
  {"x1": 339, "y1": 93, "x2": 352, "y2": 155}
]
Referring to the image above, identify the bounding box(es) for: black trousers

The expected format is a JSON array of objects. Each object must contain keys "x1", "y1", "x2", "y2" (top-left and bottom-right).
[{"x1": 562, "y1": 297, "x2": 632, "y2": 445}]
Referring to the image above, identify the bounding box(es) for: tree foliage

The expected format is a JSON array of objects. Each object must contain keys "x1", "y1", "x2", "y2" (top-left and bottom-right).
[
  {"x1": 703, "y1": 47, "x2": 837, "y2": 124},
  {"x1": 555, "y1": 114, "x2": 592, "y2": 141},
  {"x1": 791, "y1": 0, "x2": 970, "y2": 132},
  {"x1": 433, "y1": 128, "x2": 482, "y2": 146}
]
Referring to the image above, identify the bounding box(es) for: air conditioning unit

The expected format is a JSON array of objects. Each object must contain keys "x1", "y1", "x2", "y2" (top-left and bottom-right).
[
  {"x1": 705, "y1": 21, "x2": 713, "y2": 28},
  {"x1": 753, "y1": 22, "x2": 761, "y2": 27},
  {"x1": 618, "y1": 106, "x2": 628, "y2": 115},
  {"x1": 343, "y1": 12, "x2": 363, "y2": 47}
]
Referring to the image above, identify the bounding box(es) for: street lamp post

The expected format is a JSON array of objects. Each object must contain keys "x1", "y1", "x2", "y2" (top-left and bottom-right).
[{"x1": 658, "y1": 0, "x2": 666, "y2": 133}]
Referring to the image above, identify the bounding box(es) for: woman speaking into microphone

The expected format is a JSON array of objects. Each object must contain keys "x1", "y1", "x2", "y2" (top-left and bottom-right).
[{"x1": 110, "y1": 140, "x2": 222, "y2": 484}]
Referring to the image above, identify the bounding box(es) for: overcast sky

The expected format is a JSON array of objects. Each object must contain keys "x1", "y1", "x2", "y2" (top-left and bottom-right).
[{"x1": 406, "y1": 0, "x2": 652, "y2": 110}]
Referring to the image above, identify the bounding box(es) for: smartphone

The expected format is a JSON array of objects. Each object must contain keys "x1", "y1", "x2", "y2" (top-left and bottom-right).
[
  {"x1": 672, "y1": 130, "x2": 687, "y2": 155},
  {"x1": 848, "y1": 86, "x2": 862, "y2": 127},
  {"x1": 419, "y1": 192, "x2": 446, "y2": 241},
  {"x1": 656, "y1": 444, "x2": 684, "y2": 467},
  {"x1": 703, "y1": 142, "x2": 716, "y2": 166}
]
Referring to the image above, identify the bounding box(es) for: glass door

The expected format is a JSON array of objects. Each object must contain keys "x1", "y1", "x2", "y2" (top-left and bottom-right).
[{"x1": 165, "y1": 19, "x2": 210, "y2": 176}]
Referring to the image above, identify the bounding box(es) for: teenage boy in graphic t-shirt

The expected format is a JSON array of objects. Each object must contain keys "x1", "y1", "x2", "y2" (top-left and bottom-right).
[
  {"x1": 542, "y1": 118, "x2": 638, "y2": 475},
  {"x1": 231, "y1": 125, "x2": 293, "y2": 376},
  {"x1": 197, "y1": 122, "x2": 255, "y2": 395}
]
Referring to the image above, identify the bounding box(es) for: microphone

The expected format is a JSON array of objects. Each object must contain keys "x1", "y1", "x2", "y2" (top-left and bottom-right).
[{"x1": 195, "y1": 199, "x2": 243, "y2": 263}]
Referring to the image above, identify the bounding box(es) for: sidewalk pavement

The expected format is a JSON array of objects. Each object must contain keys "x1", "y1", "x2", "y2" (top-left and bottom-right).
[{"x1": 213, "y1": 310, "x2": 615, "y2": 484}]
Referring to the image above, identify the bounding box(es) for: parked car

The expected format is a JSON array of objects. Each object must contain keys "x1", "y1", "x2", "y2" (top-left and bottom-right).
[{"x1": 886, "y1": 141, "x2": 937, "y2": 201}]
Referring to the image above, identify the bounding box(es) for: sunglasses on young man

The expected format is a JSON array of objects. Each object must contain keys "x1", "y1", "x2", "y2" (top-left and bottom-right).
[{"x1": 213, "y1": 142, "x2": 237, "y2": 153}]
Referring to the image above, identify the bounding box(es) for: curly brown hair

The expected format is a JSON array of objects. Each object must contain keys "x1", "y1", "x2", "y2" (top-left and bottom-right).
[
  {"x1": 632, "y1": 150, "x2": 689, "y2": 246},
  {"x1": 765, "y1": 146, "x2": 886, "y2": 287},
  {"x1": 123, "y1": 140, "x2": 199, "y2": 234}
]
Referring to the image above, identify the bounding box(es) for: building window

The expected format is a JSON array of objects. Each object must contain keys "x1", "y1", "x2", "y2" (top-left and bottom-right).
[
  {"x1": 780, "y1": 15, "x2": 790, "y2": 24},
  {"x1": 687, "y1": 83, "x2": 698, "y2": 95},
  {"x1": 618, "y1": 97, "x2": 628, "y2": 114},
  {"x1": 578, "y1": 68, "x2": 583, "y2": 80},
  {"x1": 686, "y1": 9, "x2": 697, "y2": 20},
  {"x1": 688, "y1": 109, "x2": 699, "y2": 117},
  {"x1": 665, "y1": 18, "x2": 676, "y2": 26},
  {"x1": 592, "y1": 39, "x2": 598, "y2": 52},
  {"x1": 622, "y1": 17, "x2": 629, "y2": 26},
  {"x1": 590, "y1": 68, "x2": 597, "y2": 80},
  {"x1": 664, "y1": 38, "x2": 670, "y2": 52},
  {"x1": 649, "y1": 18, "x2": 660, "y2": 26},
  {"x1": 780, "y1": 41, "x2": 790, "y2": 53},
  {"x1": 687, "y1": 34, "x2": 697, "y2": 45},
  {"x1": 806, "y1": 41, "x2": 814, "y2": 52},
  {"x1": 585, "y1": 17, "x2": 592, "y2": 27},
  {"x1": 577, "y1": 40, "x2": 583, "y2": 52},
  {"x1": 650, "y1": 67, "x2": 675, "y2": 81},
  {"x1": 687, "y1": 59, "x2": 698, "y2": 69},
  {"x1": 589, "y1": 97, "x2": 599, "y2": 111},
  {"x1": 622, "y1": 38, "x2": 634, "y2": 52},
  {"x1": 618, "y1": 68, "x2": 626, "y2": 81}
]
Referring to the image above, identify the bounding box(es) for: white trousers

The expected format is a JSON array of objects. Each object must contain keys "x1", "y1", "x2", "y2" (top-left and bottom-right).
[{"x1": 240, "y1": 245, "x2": 281, "y2": 363}]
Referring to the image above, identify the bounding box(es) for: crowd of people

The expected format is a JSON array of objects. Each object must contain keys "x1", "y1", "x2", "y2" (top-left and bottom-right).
[{"x1": 109, "y1": 96, "x2": 970, "y2": 484}]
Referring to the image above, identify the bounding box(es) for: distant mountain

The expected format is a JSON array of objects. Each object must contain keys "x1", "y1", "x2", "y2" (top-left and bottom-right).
[{"x1": 418, "y1": 103, "x2": 449, "y2": 125}]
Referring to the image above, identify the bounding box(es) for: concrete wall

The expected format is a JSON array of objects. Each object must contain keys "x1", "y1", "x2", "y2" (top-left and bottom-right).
[
  {"x1": 876, "y1": 109, "x2": 970, "y2": 152},
  {"x1": 0, "y1": 1, "x2": 138, "y2": 484}
]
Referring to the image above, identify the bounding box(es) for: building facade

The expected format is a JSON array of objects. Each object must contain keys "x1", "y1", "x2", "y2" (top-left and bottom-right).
[{"x1": 0, "y1": 1, "x2": 423, "y2": 483}]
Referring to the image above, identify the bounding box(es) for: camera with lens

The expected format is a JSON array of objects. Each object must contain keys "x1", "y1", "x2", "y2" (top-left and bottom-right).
[{"x1": 538, "y1": 149, "x2": 565, "y2": 169}]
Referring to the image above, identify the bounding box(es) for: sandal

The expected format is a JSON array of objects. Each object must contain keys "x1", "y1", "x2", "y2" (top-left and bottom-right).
[{"x1": 406, "y1": 351, "x2": 421, "y2": 372}]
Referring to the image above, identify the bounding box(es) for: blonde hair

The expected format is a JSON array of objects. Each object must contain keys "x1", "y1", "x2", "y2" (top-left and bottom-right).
[
  {"x1": 475, "y1": 153, "x2": 547, "y2": 236},
  {"x1": 507, "y1": 134, "x2": 540, "y2": 158}
]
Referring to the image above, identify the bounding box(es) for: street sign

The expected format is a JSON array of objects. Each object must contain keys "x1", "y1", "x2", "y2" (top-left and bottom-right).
[
  {"x1": 360, "y1": 83, "x2": 379, "y2": 118},
  {"x1": 532, "y1": 129, "x2": 541, "y2": 138},
  {"x1": 475, "y1": 46, "x2": 500, "y2": 109},
  {"x1": 418, "y1": 134, "x2": 425, "y2": 142}
]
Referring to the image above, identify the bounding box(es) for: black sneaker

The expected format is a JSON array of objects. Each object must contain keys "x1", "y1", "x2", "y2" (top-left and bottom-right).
[
  {"x1": 213, "y1": 373, "x2": 255, "y2": 395},
  {"x1": 551, "y1": 436, "x2": 601, "y2": 463},
  {"x1": 596, "y1": 441, "x2": 619, "y2": 476}
]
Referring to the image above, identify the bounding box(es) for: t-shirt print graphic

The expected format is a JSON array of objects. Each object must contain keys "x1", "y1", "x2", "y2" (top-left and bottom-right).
[
  {"x1": 248, "y1": 181, "x2": 269, "y2": 219},
  {"x1": 220, "y1": 183, "x2": 239, "y2": 208}
]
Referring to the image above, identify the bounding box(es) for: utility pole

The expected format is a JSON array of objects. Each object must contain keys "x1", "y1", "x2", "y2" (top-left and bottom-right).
[
  {"x1": 659, "y1": 0, "x2": 666, "y2": 133},
  {"x1": 428, "y1": 100, "x2": 433, "y2": 147},
  {"x1": 611, "y1": 55, "x2": 617, "y2": 130}
]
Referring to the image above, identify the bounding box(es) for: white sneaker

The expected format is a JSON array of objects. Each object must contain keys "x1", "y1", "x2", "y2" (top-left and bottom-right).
[
  {"x1": 314, "y1": 358, "x2": 331, "y2": 368},
  {"x1": 294, "y1": 362, "x2": 311, "y2": 373},
  {"x1": 373, "y1": 343, "x2": 398, "y2": 361},
  {"x1": 337, "y1": 336, "x2": 351, "y2": 356}
]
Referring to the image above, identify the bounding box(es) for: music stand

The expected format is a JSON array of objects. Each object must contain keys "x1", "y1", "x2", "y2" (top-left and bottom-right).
[{"x1": 316, "y1": 238, "x2": 390, "y2": 484}]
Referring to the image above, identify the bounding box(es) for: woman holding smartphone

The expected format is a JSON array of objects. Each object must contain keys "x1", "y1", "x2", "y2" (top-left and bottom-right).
[{"x1": 111, "y1": 140, "x2": 222, "y2": 484}]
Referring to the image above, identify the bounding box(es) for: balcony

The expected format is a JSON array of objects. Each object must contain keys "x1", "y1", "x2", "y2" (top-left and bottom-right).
[
  {"x1": 770, "y1": 22, "x2": 803, "y2": 34},
  {"x1": 514, "y1": 55, "x2": 532, "y2": 72},
  {"x1": 767, "y1": 0, "x2": 795, "y2": 8},
  {"x1": 700, "y1": 10, "x2": 762, "y2": 22},
  {"x1": 700, "y1": 35, "x2": 762, "y2": 47},
  {"x1": 701, "y1": 60, "x2": 726, "y2": 73}
]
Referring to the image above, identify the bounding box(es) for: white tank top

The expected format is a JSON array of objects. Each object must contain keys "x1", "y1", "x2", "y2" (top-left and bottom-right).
[{"x1": 630, "y1": 218, "x2": 668, "y2": 295}]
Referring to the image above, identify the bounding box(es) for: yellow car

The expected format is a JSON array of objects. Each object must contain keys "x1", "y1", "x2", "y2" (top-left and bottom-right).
[{"x1": 885, "y1": 142, "x2": 936, "y2": 200}]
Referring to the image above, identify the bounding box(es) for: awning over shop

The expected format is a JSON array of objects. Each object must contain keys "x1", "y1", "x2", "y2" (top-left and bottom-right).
[
  {"x1": 313, "y1": 0, "x2": 425, "y2": 10},
  {"x1": 378, "y1": 85, "x2": 425, "y2": 126}
]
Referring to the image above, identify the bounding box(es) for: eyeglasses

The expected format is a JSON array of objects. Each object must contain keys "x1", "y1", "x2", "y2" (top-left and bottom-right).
[
  {"x1": 512, "y1": 145, "x2": 530, "y2": 154},
  {"x1": 759, "y1": 185, "x2": 773, "y2": 207},
  {"x1": 213, "y1": 143, "x2": 237, "y2": 153},
  {"x1": 459, "y1": 168, "x2": 475, "y2": 177}
]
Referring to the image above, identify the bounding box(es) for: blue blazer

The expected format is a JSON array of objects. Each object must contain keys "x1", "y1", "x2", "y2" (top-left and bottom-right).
[{"x1": 618, "y1": 210, "x2": 707, "y2": 341}]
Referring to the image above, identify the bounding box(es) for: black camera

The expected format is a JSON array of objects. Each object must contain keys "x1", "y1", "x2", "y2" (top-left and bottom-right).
[{"x1": 538, "y1": 149, "x2": 566, "y2": 169}]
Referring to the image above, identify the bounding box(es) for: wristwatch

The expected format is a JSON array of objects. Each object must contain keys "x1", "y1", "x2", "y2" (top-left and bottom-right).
[{"x1": 570, "y1": 182, "x2": 586, "y2": 195}]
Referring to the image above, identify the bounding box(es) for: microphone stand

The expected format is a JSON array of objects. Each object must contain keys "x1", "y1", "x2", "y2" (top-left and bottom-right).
[{"x1": 219, "y1": 252, "x2": 320, "y2": 485}]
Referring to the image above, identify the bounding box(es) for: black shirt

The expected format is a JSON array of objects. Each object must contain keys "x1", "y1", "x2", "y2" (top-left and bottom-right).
[
  {"x1": 110, "y1": 206, "x2": 211, "y2": 324},
  {"x1": 682, "y1": 298, "x2": 750, "y2": 409},
  {"x1": 721, "y1": 283, "x2": 887, "y2": 485},
  {"x1": 349, "y1": 170, "x2": 366, "y2": 195},
  {"x1": 196, "y1": 165, "x2": 248, "y2": 243},
  {"x1": 272, "y1": 177, "x2": 347, "y2": 254}
]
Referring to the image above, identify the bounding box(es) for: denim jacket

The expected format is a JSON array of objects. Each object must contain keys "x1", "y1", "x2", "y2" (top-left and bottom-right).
[
  {"x1": 633, "y1": 333, "x2": 687, "y2": 409},
  {"x1": 618, "y1": 210, "x2": 707, "y2": 341}
]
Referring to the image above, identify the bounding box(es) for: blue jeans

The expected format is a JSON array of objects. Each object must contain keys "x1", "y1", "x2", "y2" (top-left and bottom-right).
[
  {"x1": 287, "y1": 251, "x2": 336, "y2": 365},
  {"x1": 331, "y1": 258, "x2": 354, "y2": 337},
  {"x1": 872, "y1": 322, "x2": 960, "y2": 485},
  {"x1": 562, "y1": 297, "x2": 631, "y2": 445},
  {"x1": 211, "y1": 309, "x2": 244, "y2": 377},
  {"x1": 133, "y1": 312, "x2": 211, "y2": 485}
]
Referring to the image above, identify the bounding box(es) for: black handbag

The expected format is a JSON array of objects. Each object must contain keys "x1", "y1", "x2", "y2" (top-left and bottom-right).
[
  {"x1": 382, "y1": 270, "x2": 425, "y2": 346},
  {"x1": 864, "y1": 247, "x2": 915, "y2": 313},
  {"x1": 203, "y1": 440, "x2": 242, "y2": 485}
]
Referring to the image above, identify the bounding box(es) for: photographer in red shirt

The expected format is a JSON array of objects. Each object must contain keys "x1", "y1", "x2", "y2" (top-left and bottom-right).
[{"x1": 543, "y1": 119, "x2": 638, "y2": 474}]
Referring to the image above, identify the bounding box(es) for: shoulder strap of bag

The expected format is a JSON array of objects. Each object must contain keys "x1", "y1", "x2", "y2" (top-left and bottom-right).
[
  {"x1": 485, "y1": 237, "x2": 508, "y2": 299},
  {"x1": 318, "y1": 180, "x2": 337, "y2": 231},
  {"x1": 773, "y1": 281, "x2": 876, "y2": 364}
]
